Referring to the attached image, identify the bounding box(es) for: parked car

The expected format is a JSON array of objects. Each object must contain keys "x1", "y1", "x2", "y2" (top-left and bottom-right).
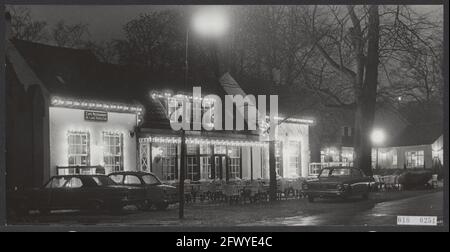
[
  {"x1": 302, "y1": 167, "x2": 373, "y2": 202},
  {"x1": 10, "y1": 175, "x2": 144, "y2": 215},
  {"x1": 108, "y1": 171, "x2": 178, "y2": 210}
]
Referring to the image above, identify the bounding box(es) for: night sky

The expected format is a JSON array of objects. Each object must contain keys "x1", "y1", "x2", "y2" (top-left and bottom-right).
[{"x1": 9, "y1": 5, "x2": 443, "y2": 42}]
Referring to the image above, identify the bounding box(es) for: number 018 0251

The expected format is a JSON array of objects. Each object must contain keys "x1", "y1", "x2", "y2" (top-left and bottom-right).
[{"x1": 397, "y1": 216, "x2": 437, "y2": 226}]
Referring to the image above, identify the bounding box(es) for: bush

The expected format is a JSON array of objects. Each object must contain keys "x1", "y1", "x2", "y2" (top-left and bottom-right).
[{"x1": 397, "y1": 171, "x2": 433, "y2": 190}]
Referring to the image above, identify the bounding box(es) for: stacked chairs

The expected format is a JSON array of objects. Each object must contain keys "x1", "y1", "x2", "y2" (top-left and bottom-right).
[
  {"x1": 198, "y1": 181, "x2": 211, "y2": 202},
  {"x1": 383, "y1": 175, "x2": 396, "y2": 191},
  {"x1": 277, "y1": 179, "x2": 289, "y2": 200},
  {"x1": 372, "y1": 175, "x2": 385, "y2": 191},
  {"x1": 223, "y1": 183, "x2": 238, "y2": 205},
  {"x1": 258, "y1": 179, "x2": 270, "y2": 202},
  {"x1": 212, "y1": 180, "x2": 226, "y2": 202},
  {"x1": 292, "y1": 178, "x2": 305, "y2": 199},
  {"x1": 183, "y1": 181, "x2": 193, "y2": 203}
]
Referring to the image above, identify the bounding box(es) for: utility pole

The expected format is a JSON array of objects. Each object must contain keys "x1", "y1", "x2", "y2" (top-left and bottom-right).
[
  {"x1": 269, "y1": 140, "x2": 277, "y2": 202},
  {"x1": 178, "y1": 26, "x2": 189, "y2": 220}
]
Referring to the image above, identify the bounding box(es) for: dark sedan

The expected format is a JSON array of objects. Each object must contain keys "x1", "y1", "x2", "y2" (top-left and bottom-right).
[
  {"x1": 302, "y1": 167, "x2": 373, "y2": 202},
  {"x1": 10, "y1": 175, "x2": 144, "y2": 215},
  {"x1": 108, "y1": 171, "x2": 178, "y2": 210}
]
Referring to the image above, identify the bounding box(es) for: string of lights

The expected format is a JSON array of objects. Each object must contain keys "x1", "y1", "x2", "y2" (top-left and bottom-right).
[
  {"x1": 139, "y1": 136, "x2": 267, "y2": 147},
  {"x1": 51, "y1": 96, "x2": 144, "y2": 115}
]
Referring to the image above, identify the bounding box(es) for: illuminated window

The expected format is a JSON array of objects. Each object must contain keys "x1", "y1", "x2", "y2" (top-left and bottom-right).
[
  {"x1": 200, "y1": 145, "x2": 213, "y2": 180},
  {"x1": 393, "y1": 153, "x2": 398, "y2": 167},
  {"x1": 275, "y1": 141, "x2": 283, "y2": 177},
  {"x1": 228, "y1": 147, "x2": 241, "y2": 179},
  {"x1": 200, "y1": 156, "x2": 212, "y2": 180},
  {"x1": 288, "y1": 141, "x2": 301, "y2": 176},
  {"x1": 68, "y1": 131, "x2": 90, "y2": 170},
  {"x1": 405, "y1": 151, "x2": 425, "y2": 168},
  {"x1": 214, "y1": 145, "x2": 227, "y2": 155},
  {"x1": 103, "y1": 132, "x2": 123, "y2": 173},
  {"x1": 186, "y1": 144, "x2": 200, "y2": 181},
  {"x1": 187, "y1": 157, "x2": 199, "y2": 181},
  {"x1": 162, "y1": 144, "x2": 177, "y2": 181}
]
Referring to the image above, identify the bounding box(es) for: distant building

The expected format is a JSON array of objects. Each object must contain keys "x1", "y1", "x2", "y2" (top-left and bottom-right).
[
  {"x1": 315, "y1": 106, "x2": 443, "y2": 173},
  {"x1": 371, "y1": 123, "x2": 443, "y2": 170}
]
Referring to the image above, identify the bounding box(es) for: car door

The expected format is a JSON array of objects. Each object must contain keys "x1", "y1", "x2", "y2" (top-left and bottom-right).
[
  {"x1": 38, "y1": 177, "x2": 61, "y2": 210},
  {"x1": 48, "y1": 177, "x2": 70, "y2": 209},
  {"x1": 123, "y1": 175, "x2": 146, "y2": 201},
  {"x1": 350, "y1": 169, "x2": 368, "y2": 195},
  {"x1": 141, "y1": 174, "x2": 163, "y2": 202},
  {"x1": 60, "y1": 177, "x2": 85, "y2": 209}
]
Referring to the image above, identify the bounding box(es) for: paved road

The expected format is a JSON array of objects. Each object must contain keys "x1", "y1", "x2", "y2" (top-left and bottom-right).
[
  {"x1": 249, "y1": 191, "x2": 444, "y2": 226},
  {"x1": 9, "y1": 191, "x2": 444, "y2": 227}
]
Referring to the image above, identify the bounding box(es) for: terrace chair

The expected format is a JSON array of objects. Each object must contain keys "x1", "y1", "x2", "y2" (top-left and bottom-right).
[
  {"x1": 383, "y1": 175, "x2": 395, "y2": 191},
  {"x1": 243, "y1": 181, "x2": 258, "y2": 204},
  {"x1": 213, "y1": 180, "x2": 225, "y2": 202},
  {"x1": 292, "y1": 179, "x2": 304, "y2": 198},
  {"x1": 184, "y1": 182, "x2": 193, "y2": 203},
  {"x1": 198, "y1": 182, "x2": 210, "y2": 202},
  {"x1": 372, "y1": 175, "x2": 385, "y2": 192}
]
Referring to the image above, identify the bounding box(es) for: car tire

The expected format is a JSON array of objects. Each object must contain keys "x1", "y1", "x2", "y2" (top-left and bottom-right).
[{"x1": 308, "y1": 196, "x2": 315, "y2": 203}]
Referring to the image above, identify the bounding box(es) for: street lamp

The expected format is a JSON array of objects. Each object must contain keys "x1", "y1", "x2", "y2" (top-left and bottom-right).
[
  {"x1": 371, "y1": 128, "x2": 386, "y2": 170},
  {"x1": 179, "y1": 7, "x2": 229, "y2": 219},
  {"x1": 192, "y1": 7, "x2": 229, "y2": 38}
]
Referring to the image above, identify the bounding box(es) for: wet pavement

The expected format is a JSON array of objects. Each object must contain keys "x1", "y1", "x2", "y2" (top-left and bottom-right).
[
  {"x1": 8, "y1": 190, "x2": 444, "y2": 227},
  {"x1": 249, "y1": 191, "x2": 444, "y2": 226}
]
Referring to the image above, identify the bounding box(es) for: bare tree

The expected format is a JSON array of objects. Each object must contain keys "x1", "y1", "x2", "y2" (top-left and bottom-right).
[
  {"x1": 115, "y1": 10, "x2": 185, "y2": 72},
  {"x1": 51, "y1": 20, "x2": 91, "y2": 48},
  {"x1": 226, "y1": 5, "x2": 442, "y2": 176},
  {"x1": 7, "y1": 6, "x2": 48, "y2": 42},
  {"x1": 84, "y1": 40, "x2": 119, "y2": 63}
]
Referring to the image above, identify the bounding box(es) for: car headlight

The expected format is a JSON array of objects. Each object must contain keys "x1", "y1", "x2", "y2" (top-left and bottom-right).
[{"x1": 302, "y1": 183, "x2": 309, "y2": 190}]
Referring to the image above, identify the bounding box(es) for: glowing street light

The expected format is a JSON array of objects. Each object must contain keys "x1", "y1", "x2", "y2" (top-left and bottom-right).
[
  {"x1": 371, "y1": 128, "x2": 386, "y2": 146},
  {"x1": 371, "y1": 128, "x2": 386, "y2": 170},
  {"x1": 192, "y1": 7, "x2": 229, "y2": 38}
]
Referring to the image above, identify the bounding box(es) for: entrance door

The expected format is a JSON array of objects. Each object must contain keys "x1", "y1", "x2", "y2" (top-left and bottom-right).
[{"x1": 214, "y1": 155, "x2": 226, "y2": 180}]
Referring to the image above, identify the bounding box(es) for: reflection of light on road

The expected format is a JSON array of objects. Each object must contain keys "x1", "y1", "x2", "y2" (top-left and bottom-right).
[
  {"x1": 370, "y1": 213, "x2": 389, "y2": 217},
  {"x1": 247, "y1": 216, "x2": 323, "y2": 226},
  {"x1": 281, "y1": 216, "x2": 322, "y2": 226}
]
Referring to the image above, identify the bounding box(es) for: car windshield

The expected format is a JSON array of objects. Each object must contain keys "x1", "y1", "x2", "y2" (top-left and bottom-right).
[
  {"x1": 92, "y1": 176, "x2": 117, "y2": 186},
  {"x1": 319, "y1": 168, "x2": 351, "y2": 178},
  {"x1": 142, "y1": 174, "x2": 161, "y2": 185}
]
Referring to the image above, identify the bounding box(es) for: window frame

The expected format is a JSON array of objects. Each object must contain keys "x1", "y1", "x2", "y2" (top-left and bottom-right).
[
  {"x1": 67, "y1": 131, "x2": 90, "y2": 171},
  {"x1": 102, "y1": 132, "x2": 124, "y2": 173}
]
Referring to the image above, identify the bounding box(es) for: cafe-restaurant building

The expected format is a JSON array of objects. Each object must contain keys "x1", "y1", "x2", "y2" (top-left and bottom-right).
[{"x1": 6, "y1": 37, "x2": 313, "y2": 189}]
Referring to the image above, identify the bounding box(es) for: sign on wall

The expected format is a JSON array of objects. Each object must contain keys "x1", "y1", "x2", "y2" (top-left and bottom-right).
[{"x1": 84, "y1": 111, "x2": 108, "y2": 122}]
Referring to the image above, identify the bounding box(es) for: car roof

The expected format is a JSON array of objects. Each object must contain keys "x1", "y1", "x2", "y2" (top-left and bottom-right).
[
  {"x1": 323, "y1": 167, "x2": 357, "y2": 169},
  {"x1": 51, "y1": 174, "x2": 108, "y2": 178},
  {"x1": 108, "y1": 171, "x2": 157, "y2": 176}
]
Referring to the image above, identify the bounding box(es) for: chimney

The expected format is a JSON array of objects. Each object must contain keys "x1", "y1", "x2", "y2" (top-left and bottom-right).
[{"x1": 5, "y1": 11, "x2": 13, "y2": 40}]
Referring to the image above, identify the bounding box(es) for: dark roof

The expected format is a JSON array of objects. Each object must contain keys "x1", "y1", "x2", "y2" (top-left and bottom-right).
[
  {"x1": 389, "y1": 122, "x2": 443, "y2": 147},
  {"x1": 10, "y1": 39, "x2": 226, "y2": 130}
]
